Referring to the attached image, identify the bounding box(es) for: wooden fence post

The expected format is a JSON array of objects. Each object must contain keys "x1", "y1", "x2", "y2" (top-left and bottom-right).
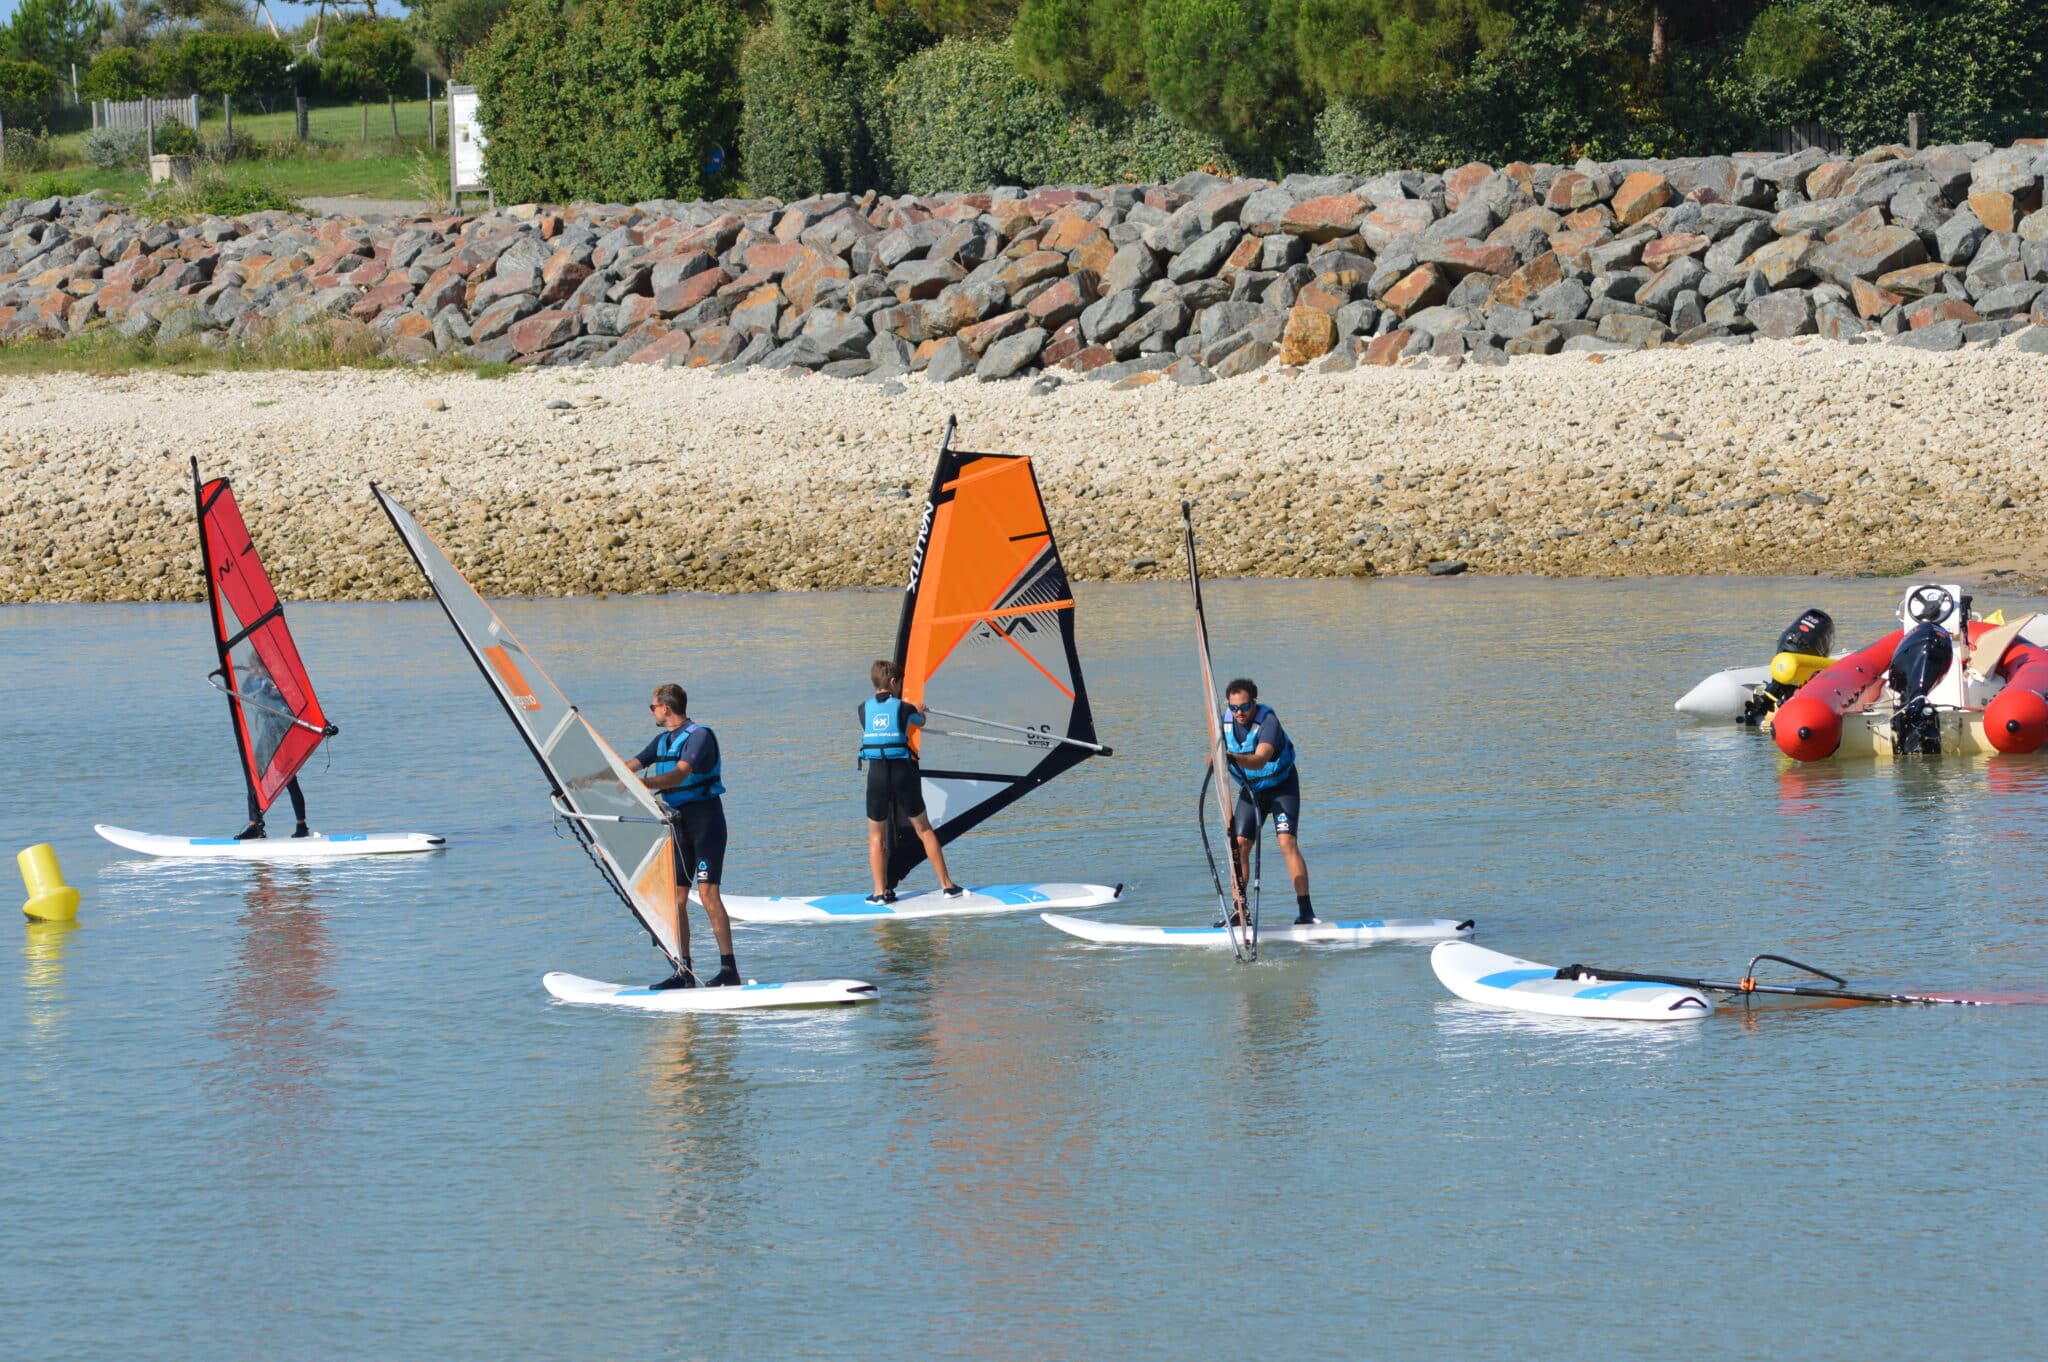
[
  {"x1": 1907, "y1": 112, "x2": 1922, "y2": 151},
  {"x1": 224, "y1": 93, "x2": 233, "y2": 144},
  {"x1": 296, "y1": 96, "x2": 309, "y2": 142},
  {"x1": 360, "y1": 102, "x2": 368, "y2": 144}
]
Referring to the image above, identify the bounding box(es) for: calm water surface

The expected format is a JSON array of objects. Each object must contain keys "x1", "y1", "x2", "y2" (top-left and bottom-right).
[{"x1": 4, "y1": 576, "x2": 2045, "y2": 1359}]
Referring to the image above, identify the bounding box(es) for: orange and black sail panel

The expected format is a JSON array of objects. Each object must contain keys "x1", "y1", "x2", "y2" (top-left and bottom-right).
[
  {"x1": 886, "y1": 418, "x2": 1104, "y2": 886},
  {"x1": 193, "y1": 460, "x2": 333, "y2": 814}
]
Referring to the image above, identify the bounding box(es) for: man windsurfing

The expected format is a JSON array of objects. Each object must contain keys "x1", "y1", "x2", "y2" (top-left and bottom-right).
[
  {"x1": 860, "y1": 660, "x2": 964, "y2": 904},
  {"x1": 1222, "y1": 678, "x2": 1314, "y2": 925},
  {"x1": 625, "y1": 684, "x2": 742, "y2": 988}
]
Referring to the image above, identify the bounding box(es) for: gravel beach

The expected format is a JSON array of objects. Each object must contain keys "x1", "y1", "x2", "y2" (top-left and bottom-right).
[{"x1": 6, "y1": 340, "x2": 2047, "y2": 605}]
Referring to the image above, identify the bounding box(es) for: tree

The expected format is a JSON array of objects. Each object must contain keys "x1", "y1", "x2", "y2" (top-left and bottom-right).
[
  {"x1": 408, "y1": 0, "x2": 515, "y2": 78},
  {"x1": 1013, "y1": 0, "x2": 1149, "y2": 102},
  {"x1": 739, "y1": 0, "x2": 932, "y2": 197},
  {"x1": 1291, "y1": 0, "x2": 1515, "y2": 104},
  {"x1": 320, "y1": 17, "x2": 419, "y2": 138},
  {"x1": 1142, "y1": 0, "x2": 1310, "y2": 148},
  {"x1": 4, "y1": 0, "x2": 113, "y2": 75}
]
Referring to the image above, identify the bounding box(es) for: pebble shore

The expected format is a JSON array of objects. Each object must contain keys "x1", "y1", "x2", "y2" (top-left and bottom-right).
[{"x1": 6, "y1": 343, "x2": 2047, "y2": 605}]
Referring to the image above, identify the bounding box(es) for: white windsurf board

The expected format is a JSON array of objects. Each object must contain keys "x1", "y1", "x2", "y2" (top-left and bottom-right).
[
  {"x1": 543, "y1": 971, "x2": 877, "y2": 1011},
  {"x1": 1431, "y1": 940, "x2": 1713, "y2": 1021},
  {"x1": 96, "y1": 824, "x2": 445, "y2": 860},
  {"x1": 1041, "y1": 912, "x2": 1473, "y2": 947},
  {"x1": 1674, "y1": 665, "x2": 1770, "y2": 720},
  {"x1": 717, "y1": 882, "x2": 1122, "y2": 924}
]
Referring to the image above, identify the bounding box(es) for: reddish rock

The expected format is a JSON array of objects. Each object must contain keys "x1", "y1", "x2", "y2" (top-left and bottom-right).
[
  {"x1": 1740, "y1": 233, "x2": 1817, "y2": 287},
  {"x1": 743, "y1": 240, "x2": 805, "y2": 276},
  {"x1": 959, "y1": 309, "x2": 1029, "y2": 357},
  {"x1": 1612, "y1": 171, "x2": 1673, "y2": 227},
  {"x1": 1445, "y1": 162, "x2": 1493, "y2": 210},
  {"x1": 1876, "y1": 262, "x2": 1955, "y2": 297},
  {"x1": 1549, "y1": 228, "x2": 1612, "y2": 271},
  {"x1": 687, "y1": 327, "x2": 750, "y2": 367},
  {"x1": 1071, "y1": 230, "x2": 1117, "y2": 277},
  {"x1": 1421, "y1": 237, "x2": 1518, "y2": 278},
  {"x1": 1642, "y1": 233, "x2": 1710, "y2": 269},
  {"x1": 1545, "y1": 171, "x2": 1596, "y2": 211},
  {"x1": 1495, "y1": 251, "x2": 1564, "y2": 308},
  {"x1": 656, "y1": 267, "x2": 729, "y2": 316},
  {"x1": 1382, "y1": 265, "x2": 1449, "y2": 317},
  {"x1": 627, "y1": 329, "x2": 699, "y2": 366},
  {"x1": 1823, "y1": 206, "x2": 1885, "y2": 244},
  {"x1": 1025, "y1": 270, "x2": 1099, "y2": 329},
  {"x1": 471, "y1": 295, "x2": 539, "y2": 343},
  {"x1": 617, "y1": 294, "x2": 662, "y2": 332},
  {"x1": 418, "y1": 267, "x2": 469, "y2": 315},
  {"x1": 997, "y1": 250, "x2": 1067, "y2": 292},
  {"x1": 1814, "y1": 224, "x2": 1926, "y2": 282},
  {"x1": 1059, "y1": 344, "x2": 1115, "y2": 373},
  {"x1": 1807, "y1": 160, "x2": 1855, "y2": 198},
  {"x1": 1364, "y1": 329, "x2": 1413, "y2": 365},
  {"x1": 1906, "y1": 297, "x2": 1981, "y2": 329},
  {"x1": 1362, "y1": 201, "x2": 1435, "y2": 252},
  {"x1": 349, "y1": 279, "x2": 411, "y2": 321},
  {"x1": 1281, "y1": 194, "x2": 1368, "y2": 242},
  {"x1": 1278, "y1": 306, "x2": 1337, "y2": 365},
  {"x1": 1851, "y1": 276, "x2": 1904, "y2": 319},
  {"x1": 507, "y1": 309, "x2": 580, "y2": 354},
  {"x1": 729, "y1": 283, "x2": 785, "y2": 335},
  {"x1": 539, "y1": 260, "x2": 592, "y2": 306},
  {"x1": 1041, "y1": 318, "x2": 1086, "y2": 367},
  {"x1": 1295, "y1": 282, "x2": 1349, "y2": 314},
  {"x1": 1561, "y1": 204, "x2": 1616, "y2": 233},
  {"x1": 1968, "y1": 190, "x2": 2022, "y2": 233},
  {"x1": 538, "y1": 213, "x2": 563, "y2": 240},
  {"x1": 1219, "y1": 234, "x2": 1264, "y2": 278},
  {"x1": 389, "y1": 312, "x2": 435, "y2": 341},
  {"x1": 1042, "y1": 208, "x2": 1100, "y2": 251},
  {"x1": 783, "y1": 248, "x2": 852, "y2": 313}
]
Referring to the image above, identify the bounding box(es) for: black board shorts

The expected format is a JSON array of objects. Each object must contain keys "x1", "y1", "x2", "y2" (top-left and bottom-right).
[
  {"x1": 1231, "y1": 772, "x2": 1301, "y2": 840},
  {"x1": 667, "y1": 798, "x2": 728, "y2": 885},
  {"x1": 865, "y1": 757, "x2": 926, "y2": 822}
]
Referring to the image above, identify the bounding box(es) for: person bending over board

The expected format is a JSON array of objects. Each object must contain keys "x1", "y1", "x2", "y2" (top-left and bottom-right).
[
  {"x1": 861, "y1": 659, "x2": 964, "y2": 905},
  {"x1": 1223, "y1": 679, "x2": 1314, "y2": 925},
  {"x1": 625, "y1": 684, "x2": 741, "y2": 989}
]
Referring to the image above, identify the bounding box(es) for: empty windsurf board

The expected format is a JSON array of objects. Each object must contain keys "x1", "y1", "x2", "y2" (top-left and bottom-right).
[
  {"x1": 543, "y1": 971, "x2": 877, "y2": 1011},
  {"x1": 1673, "y1": 665, "x2": 1770, "y2": 720},
  {"x1": 96, "y1": 824, "x2": 445, "y2": 860},
  {"x1": 1041, "y1": 913, "x2": 1473, "y2": 947},
  {"x1": 716, "y1": 882, "x2": 1122, "y2": 924},
  {"x1": 1432, "y1": 940, "x2": 1713, "y2": 1021}
]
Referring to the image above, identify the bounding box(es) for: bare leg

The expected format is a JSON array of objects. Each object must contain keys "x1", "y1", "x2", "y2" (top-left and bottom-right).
[
  {"x1": 699, "y1": 881, "x2": 735, "y2": 957},
  {"x1": 1275, "y1": 832, "x2": 1308, "y2": 896},
  {"x1": 867, "y1": 819, "x2": 889, "y2": 895},
  {"x1": 911, "y1": 814, "x2": 957, "y2": 890}
]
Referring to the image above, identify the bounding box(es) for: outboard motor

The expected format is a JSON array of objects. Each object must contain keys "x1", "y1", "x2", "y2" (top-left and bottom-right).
[
  {"x1": 1741, "y1": 608, "x2": 1837, "y2": 725},
  {"x1": 1888, "y1": 621, "x2": 1955, "y2": 754}
]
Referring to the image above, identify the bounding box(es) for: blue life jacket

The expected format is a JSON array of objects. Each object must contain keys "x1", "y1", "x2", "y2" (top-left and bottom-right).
[
  {"x1": 1223, "y1": 702, "x2": 1296, "y2": 792},
  {"x1": 860, "y1": 695, "x2": 916, "y2": 762},
  {"x1": 651, "y1": 721, "x2": 723, "y2": 807}
]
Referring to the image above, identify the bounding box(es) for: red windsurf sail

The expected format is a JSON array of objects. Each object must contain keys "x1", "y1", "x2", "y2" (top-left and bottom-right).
[{"x1": 194, "y1": 459, "x2": 333, "y2": 812}]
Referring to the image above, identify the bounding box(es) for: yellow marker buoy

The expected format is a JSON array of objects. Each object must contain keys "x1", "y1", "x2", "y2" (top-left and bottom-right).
[{"x1": 19, "y1": 844, "x2": 80, "y2": 923}]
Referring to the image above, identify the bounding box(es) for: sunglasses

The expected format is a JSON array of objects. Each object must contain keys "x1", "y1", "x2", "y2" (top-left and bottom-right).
[{"x1": 1227, "y1": 700, "x2": 1256, "y2": 712}]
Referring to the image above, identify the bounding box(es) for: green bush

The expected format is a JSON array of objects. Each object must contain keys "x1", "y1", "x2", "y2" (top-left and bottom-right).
[
  {"x1": 159, "y1": 33, "x2": 292, "y2": 99},
  {"x1": 885, "y1": 36, "x2": 1236, "y2": 193},
  {"x1": 139, "y1": 172, "x2": 303, "y2": 222},
  {"x1": 318, "y1": 19, "x2": 418, "y2": 98},
  {"x1": 83, "y1": 124, "x2": 146, "y2": 168},
  {"x1": 469, "y1": 0, "x2": 750, "y2": 204},
  {"x1": 151, "y1": 118, "x2": 201, "y2": 155},
  {"x1": 79, "y1": 46, "x2": 152, "y2": 101},
  {"x1": 1140, "y1": 0, "x2": 1310, "y2": 149},
  {"x1": 0, "y1": 58, "x2": 58, "y2": 129},
  {"x1": 3, "y1": 169, "x2": 85, "y2": 198},
  {"x1": 1, "y1": 128, "x2": 56, "y2": 171},
  {"x1": 740, "y1": 0, "x2": 931, "y2": 198}
]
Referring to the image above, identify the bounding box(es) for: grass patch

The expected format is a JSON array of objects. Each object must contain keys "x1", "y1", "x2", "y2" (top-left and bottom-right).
[
  {"x1": 133, "y1": 172, "x2": 303, "y2": 222},
  {"x1": 0, "y1": 325, "x2": 507, "y2": 379},
  {"x1": 0, "y1": 171, "x2": 88, "y2": 199}
]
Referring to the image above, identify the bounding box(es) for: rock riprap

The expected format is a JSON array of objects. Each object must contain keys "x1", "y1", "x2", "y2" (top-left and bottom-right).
[{"x1": 4, "y1": 137, "x2": 2047, "y2": 379}]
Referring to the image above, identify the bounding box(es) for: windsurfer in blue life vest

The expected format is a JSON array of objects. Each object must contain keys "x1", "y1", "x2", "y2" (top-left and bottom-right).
[
  {"x1": 625, "y1": 683, "x2": 741, "y2": 989},
  {"x1": 861, "y1": 659, "x2": 964, "y2": 905},
  {"x1": 1222, "y1": 678, "x2": 1314, "y2": 925},
  {"x1": 233, "y1": 667, "x2": 312, "y2": 839}
]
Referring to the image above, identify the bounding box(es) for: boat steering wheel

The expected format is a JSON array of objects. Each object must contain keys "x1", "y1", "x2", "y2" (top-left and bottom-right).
[{"x1": 1906, "y1": 585, "x2": 1955, "y2": 624}]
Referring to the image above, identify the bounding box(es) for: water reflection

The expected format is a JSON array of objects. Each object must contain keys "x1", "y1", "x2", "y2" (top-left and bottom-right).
[
  {"x1": 641, "y1": 1018, "x2": 758, "y2": 1250},
  {"x1": 22, "y1": 918, "x2": 80, "y2": 1043},
  {"x1": 213, "y1": 863, "x2": 337, "y2": 1116}
]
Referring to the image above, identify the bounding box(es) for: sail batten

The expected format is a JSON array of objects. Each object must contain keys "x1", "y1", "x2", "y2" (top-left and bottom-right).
[
  {"x1": 372, "y1": 486, "x2": 683, "y2": 965},
  {"x1": 883, "y1": 421, "x2": 1107, "y2": 888},
  {"x1": 193, "y1": 459, "x2": 330, "y2": 813}
]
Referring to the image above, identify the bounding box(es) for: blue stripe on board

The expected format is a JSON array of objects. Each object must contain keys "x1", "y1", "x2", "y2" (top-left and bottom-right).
[
  {"x1": 1477, "y1": 968, "x2": 1557, "y2": 988},
  {"x1": 190, "y1": 837, "x2": 239, "y2": 845},
  {"x1": 1571, "y1": 981, "x2": 1688, "y2": 1000}
]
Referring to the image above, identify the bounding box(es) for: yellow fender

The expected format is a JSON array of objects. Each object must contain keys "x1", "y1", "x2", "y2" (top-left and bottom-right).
[{"x1": 1769, "y1": 650, "x2": 1835, "y2": 688}]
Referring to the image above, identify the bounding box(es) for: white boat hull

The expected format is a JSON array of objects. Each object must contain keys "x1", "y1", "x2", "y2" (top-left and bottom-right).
[
  {"x1": 1674, "y1": 665, "x2": 1770, "y2": 720},
  {"x1": 1431, "y1": 940, "x2": 1712, "y2": 1021},
  {"x1": 95, "y1": 824, "x2": 445, "y2": 860},
  {"x1": 1041, "y1": 912, "x2": 1473, "y2": 947},
  {"x1": 542, "y1": 971, "x2": 877, "y2": 1011},
  {"x1": 718, "y1": 882, "x2": 1122, "y2": 924}
]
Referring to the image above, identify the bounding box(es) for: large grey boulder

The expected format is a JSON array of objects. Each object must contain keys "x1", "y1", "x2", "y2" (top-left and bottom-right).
[
  {"x1": 1167, "y1": 224, "x2": 1244, "y2": 284},
  {"x1": 1936, "y1": 208, "x2": 1988, "y2": 266},
  {"x1": 1081, "y1": 288, "x2": 1144, "y2": 344},
  {"x1": 1894, "y1": 318, "x2": 1965, "y2": 351},
  {"x1": 1703, "y1": 221, "x2": 1776, "y2": 278},
  {"x1": 1748, "y1": 289, "x2": 1816, "y2": 338},
  {"x1": 977, "y1": 326, "x2": 1048, "y2": 380}
]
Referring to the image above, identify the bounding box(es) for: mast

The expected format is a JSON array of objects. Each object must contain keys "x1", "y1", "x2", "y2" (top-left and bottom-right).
[{"x1": 1183, "y1": 500, "x2": 1255, "y2": 960}]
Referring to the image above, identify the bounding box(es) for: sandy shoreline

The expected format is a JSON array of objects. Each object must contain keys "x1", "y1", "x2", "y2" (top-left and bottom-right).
[{"x1": 6, "y1": 341, "x2": 2048, "y2": 605}]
